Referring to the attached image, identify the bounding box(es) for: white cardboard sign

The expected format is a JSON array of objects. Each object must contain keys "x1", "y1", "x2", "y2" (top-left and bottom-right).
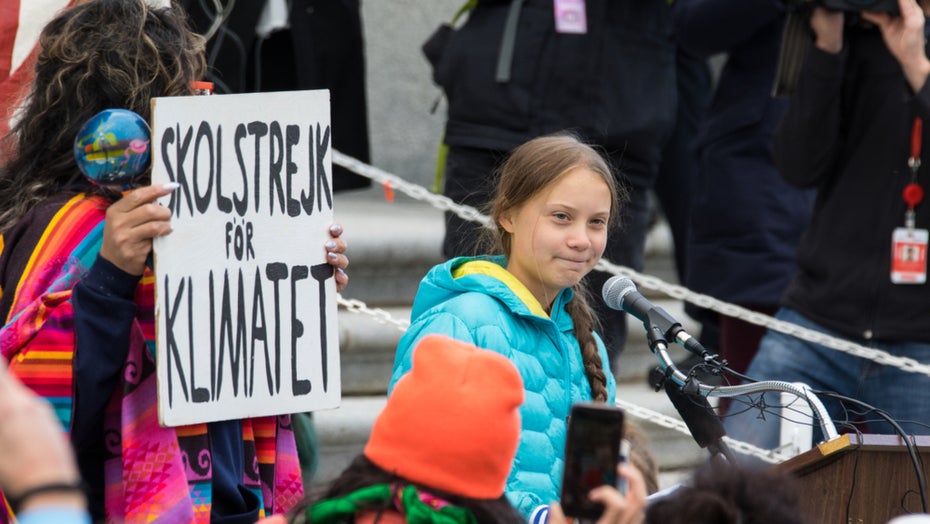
[{"x1": 150, "y1": 90, "x2": 340, "y2": 427}]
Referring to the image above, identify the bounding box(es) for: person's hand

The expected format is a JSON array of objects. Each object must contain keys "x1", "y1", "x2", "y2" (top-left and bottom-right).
[
  {"x1": 862, "y1": 0, "x2": 930, "y2": 92},
  {"x1": 811, "y1": 6, "x2": 845, "y2": 54},
  {"x1": 548, "y1": 463, "x2": 647, "y2": 524},
  {"x1": 0, "y1": 363, "x2": 85, "y2": 513},
  {"x1": 326, "y1": 223, "x2": 349, "y2": 292},
  {"x1": 99, "y1": 183, "x2": 177, "y2": 276}
]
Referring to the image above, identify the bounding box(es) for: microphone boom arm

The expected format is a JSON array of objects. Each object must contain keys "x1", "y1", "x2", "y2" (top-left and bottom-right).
[
  {"x1": 640, "y1": 305, "x2": 715, "y2": 361},
  {"x1": 649, "y1": 339, "x2": 839, "y2": 444}
]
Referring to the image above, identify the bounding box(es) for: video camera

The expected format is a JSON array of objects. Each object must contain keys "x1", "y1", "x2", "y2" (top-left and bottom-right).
[
  {"x1": 773, "y1": 0, "x2": 900, "y2": 97},
  {"x1": 821, "y1": 0, "x2": 899, "y2": 14}
]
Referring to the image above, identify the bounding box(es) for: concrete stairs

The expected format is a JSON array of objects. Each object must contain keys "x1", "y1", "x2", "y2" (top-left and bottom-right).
[{"x1": 313, "y1": 190, "x2": 708, "y2": 492}]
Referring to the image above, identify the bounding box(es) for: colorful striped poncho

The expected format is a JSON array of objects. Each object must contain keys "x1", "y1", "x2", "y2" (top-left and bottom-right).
[{"x1": 0, "y1": 193, "x2": 303, "y2": 522}]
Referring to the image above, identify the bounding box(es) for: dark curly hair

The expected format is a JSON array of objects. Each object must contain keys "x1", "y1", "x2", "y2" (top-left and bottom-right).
[
  {"x1": 646, "y1": 460, "x2": 812, "y2": 524},
  {"x1": 0, "y1": 0, "x2": 205, "y2": 233},
  {"x1": 291, "y1": 455, "x2": 525, "y2": 523}
]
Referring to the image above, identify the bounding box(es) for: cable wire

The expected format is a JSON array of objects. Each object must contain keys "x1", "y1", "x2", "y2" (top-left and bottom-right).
[{"x1": 816, "y1": 391, "x2": 928, "y2": 513}]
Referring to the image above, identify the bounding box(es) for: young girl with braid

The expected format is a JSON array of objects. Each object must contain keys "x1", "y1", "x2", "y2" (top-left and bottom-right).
[{"x1": 389, "y1": 133, "x2": 621, "y2": 520}]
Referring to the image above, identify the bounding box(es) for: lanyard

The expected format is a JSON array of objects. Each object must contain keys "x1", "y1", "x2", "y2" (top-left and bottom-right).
[
  {"x1": 905, "y1": 117, "x2": 925, "y2": 229},
  {"x1": 891, "y1": 117, "x2": 929, "y2": 285}
]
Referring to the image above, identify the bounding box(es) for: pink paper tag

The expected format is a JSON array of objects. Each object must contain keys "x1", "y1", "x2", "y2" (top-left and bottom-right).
[{"x1": 554, "y1": 0, "x2": 587, "y2": 34}]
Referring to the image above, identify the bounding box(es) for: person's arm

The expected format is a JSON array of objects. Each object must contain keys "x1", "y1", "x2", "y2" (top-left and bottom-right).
[
  {"x1": 67, "y1": 194, "x2": 348, "y2": 448},
  {"x1": 772, "y1": 7, "x2": 847, "y2": 188},
  {"x1": 69, "y1": 184, "x2": 175, "y2": 450},
  {"x1": 0, "y1": 362, "x2": 89, "y2": 523},
  {"x1": 861, "y1": 0, "x2": 930, "y2": 93},
  {"x1": 673, "y1": 0, "x2": 783, "y2": 57},
  {"x1": 69, "y1": 256, "x2": 139, "y2": 450}
]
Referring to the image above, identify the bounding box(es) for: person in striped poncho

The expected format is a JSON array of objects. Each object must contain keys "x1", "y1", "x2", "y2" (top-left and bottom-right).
[{"x1": 0, "y1": 1, "x2": 348, "y2": 522}]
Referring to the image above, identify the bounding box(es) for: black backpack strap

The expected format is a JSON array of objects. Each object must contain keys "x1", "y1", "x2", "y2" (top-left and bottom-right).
[{"x1": 495, "y1": 0, "x2": 527, "y2": 83}]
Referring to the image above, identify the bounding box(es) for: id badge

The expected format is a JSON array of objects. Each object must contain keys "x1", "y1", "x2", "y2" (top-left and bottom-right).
[
  {"x1": 554, "y1": 0, "x2": 587, "y2": 34},
  {"x1": 891, "y1": 227, "x2": 929, "y2": 284}
]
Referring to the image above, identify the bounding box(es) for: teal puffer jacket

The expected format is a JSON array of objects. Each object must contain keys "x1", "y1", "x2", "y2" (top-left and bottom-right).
[{"x1": 388, "y1": 256, "x2": 617, "y2": 517}]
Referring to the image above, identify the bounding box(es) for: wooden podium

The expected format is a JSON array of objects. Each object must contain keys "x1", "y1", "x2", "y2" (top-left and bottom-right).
[{"x1": 778, "y1": 434, "x2": 930, "y2": 523}]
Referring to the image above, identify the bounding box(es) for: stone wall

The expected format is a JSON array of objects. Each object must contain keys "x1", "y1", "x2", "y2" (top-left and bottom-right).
[{"x1": 361, "y1": 0, "x2": 463, "y2": 190}]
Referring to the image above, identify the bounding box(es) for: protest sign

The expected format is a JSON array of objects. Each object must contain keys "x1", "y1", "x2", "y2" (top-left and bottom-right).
[{"x1": 150, "y1": 90, "x2": 340, "y2": 426}]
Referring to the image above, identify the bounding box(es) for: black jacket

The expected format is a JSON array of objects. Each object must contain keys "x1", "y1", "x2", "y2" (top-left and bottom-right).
[
  {"x1": 429, "y1": 0, "x2": 677, "y2": 188},
  {"x1": 674, "y1": 0, "x2": 815, "y2": 304},
  {"x1": 774, "y1": 25, "x2": 930, "y2": 342}
]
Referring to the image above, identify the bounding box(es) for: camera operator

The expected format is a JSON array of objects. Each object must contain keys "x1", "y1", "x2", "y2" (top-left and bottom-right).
[{"x1": 724, "y1": 0, "x2": 930, "y2": 448}]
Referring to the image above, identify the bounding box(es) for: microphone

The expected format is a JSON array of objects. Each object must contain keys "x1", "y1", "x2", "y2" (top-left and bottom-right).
[{"x1": 601, "y1": 276, "x2": 708, "y2": 358}]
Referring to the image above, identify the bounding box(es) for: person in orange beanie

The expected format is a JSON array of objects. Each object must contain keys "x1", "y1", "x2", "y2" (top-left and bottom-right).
[
  {"x1": 364, "y1": 334, "x2": 524, "y2": 502},
  {"x1": 260, "y1": 334, "x2": 528, "y2": 524}
]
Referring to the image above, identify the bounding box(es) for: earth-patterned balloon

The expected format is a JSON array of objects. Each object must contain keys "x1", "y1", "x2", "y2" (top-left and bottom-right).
[{"x1": 74, "y1": 109, "x2": 151, "y2": 189}]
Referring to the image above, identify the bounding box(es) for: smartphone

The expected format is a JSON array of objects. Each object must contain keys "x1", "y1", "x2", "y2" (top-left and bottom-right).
[{"x1": 559, "y1": 403, "x2": 625, "y2": 520}]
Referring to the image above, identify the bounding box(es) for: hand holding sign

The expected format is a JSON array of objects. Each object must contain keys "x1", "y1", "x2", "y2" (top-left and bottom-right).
[
  {"x1": 326, "y1": 223, "x2": 349, "y2": 292},
  {"x1": 99, "y1": 183, "x2": 178, "y2": 276},
  {"x1": 75, "y1": 108, "x2": 171, "y2": 276}
]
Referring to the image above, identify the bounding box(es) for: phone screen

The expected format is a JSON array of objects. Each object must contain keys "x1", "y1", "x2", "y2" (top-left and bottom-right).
[{"x1": 559, "y1": 403, "x2": 625, "y2": 520}]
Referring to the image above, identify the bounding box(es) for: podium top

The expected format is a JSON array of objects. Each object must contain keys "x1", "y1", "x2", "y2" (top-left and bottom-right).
[
  {"x1": 776, "y1": 434, "x2": 930, "y2": 523},
  {"x1": 780, "y1": 434, "x2": 930, "y2": 476}
]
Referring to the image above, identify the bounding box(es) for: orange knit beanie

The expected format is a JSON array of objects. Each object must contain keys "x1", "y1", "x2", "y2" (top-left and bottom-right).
[{"x1": 364, "y1": 335, "x2": 525, "y2": 500}]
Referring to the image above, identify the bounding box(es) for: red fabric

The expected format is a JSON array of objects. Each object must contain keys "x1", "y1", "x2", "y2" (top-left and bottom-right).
[
  {"x1": 717, "y1": 304, "x2": 778, "y2": 416},
  {"x1": 0, "y1": 0, "x2": 21, "y2": 79},
  {"x1": 355, "y1": 510, "x2": 407, "y2": 524},
  {"x1": 0, "y1": 0, "x2": 23, "y2": 138},
  {"x1": 718, "y1": 304, "x2": 778, "y2": 376},
  {"x1": 0, "y1": 1, "x2": 77, "y2": 137}
]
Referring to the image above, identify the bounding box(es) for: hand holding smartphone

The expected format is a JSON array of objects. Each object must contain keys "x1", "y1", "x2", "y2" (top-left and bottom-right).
[{"x1": 559, "y1": 403, "x2": 625, "y2": 520}]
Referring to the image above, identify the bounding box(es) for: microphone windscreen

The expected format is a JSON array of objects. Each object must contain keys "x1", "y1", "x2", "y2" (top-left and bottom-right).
[{"x1": 602, "y1": 276, "x2": 636, "y2": 311}]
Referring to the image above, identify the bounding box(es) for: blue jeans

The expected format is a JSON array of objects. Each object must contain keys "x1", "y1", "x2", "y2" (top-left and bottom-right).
[{"x1": 723, "y1": 307, "x2": 930, "y2": 449}]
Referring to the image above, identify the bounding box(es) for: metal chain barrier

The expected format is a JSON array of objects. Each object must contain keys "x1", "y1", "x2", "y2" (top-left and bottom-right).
[
  {"x1": 595, "y1": 259, "x2": 930, "y2": 379},
  {"x1": 334, "y1": 151, "x2": 490, "y2": 227},
  {"x1": 330, "y1": 150, "x2": 930, "y2": 461},
  {"x1": 334, "y1": 150, "x2": 930, "y2": 380},
  {"x1": 337, "y1": 290, "x2": 797, "y2": 464},
  {"x1": 335, "y1": 292, "x2": 784, "y2": 464},
  {"x1": 337, "y1": 294, "x2": 410, "y2": 332},
  {"x1": 614, "y1": 399, "x2": 784, "y2": 464}
]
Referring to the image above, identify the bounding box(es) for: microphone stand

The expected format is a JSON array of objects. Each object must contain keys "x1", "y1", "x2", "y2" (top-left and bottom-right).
[
  {"x1": 644, "y1": 324, "x2": 736, "y2": 463},
  {"x1": 639, "y1": 305, "x2": 715, "y2": 362},
  {"x1": 637, "y1": 310, "x2": 840, "y2": 459}
]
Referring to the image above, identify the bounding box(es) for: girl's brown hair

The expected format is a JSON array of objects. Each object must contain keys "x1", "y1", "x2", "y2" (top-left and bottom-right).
[{"x1": 485, "y1": 133, "x2": 625, "y2": 402}]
